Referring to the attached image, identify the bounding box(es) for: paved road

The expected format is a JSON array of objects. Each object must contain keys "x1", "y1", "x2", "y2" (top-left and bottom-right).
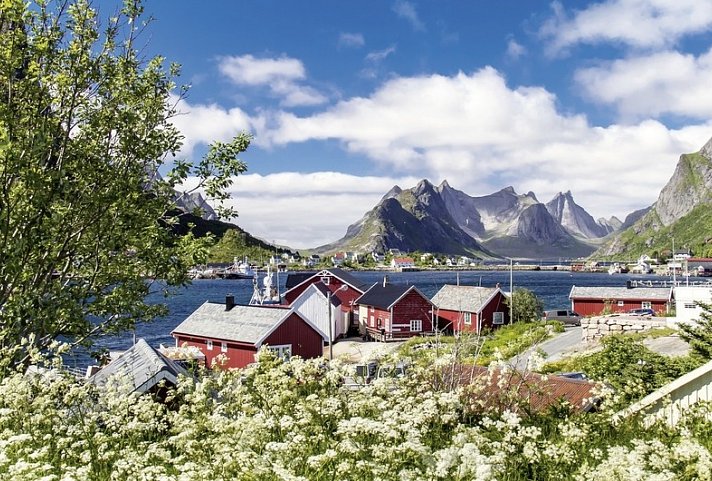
[{"x1": 512, "y1": 326, "x2": 583, "y2": 371}]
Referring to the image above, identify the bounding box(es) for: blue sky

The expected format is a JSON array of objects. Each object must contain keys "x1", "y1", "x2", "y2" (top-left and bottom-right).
[{"x1": 132, "y1": 1, "x2": 712, "y2": 249}]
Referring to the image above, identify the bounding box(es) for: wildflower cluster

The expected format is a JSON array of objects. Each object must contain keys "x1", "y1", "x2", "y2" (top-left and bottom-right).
[{"x1": 0, "y1": 349, "x2": 710, "y2": 480}]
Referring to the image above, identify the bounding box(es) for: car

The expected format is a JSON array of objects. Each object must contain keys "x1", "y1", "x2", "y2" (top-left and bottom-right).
[
  {"x1": 543, "y1": 309, "x2": 582, "y2": 326},
  {"x1": 627, "y1": 308, "x2": 655, "y2": 316}
]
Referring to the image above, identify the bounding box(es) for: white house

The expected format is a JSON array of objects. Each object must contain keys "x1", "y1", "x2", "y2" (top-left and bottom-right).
[
  {"x1": 674, "y1": 286, "x2": 712, "y2": 325},
  {"x1": 620, "y1": 358, "x2": 712, "y2": 426},
  {"x1": 290, "y1": 283, "x2": 348, "y2": 342}
]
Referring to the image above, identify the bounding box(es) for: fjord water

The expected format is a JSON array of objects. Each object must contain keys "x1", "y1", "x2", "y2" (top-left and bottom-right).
[{"x1": 64, "y1": 270, "x2": 660, "y2": 369}]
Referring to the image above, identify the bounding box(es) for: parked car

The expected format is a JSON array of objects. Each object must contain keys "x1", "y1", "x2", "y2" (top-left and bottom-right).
[
  {"x1": 543, "y1": 309, "x2": 581, "y2": 326},
  {"x1": 628, "y1": 308, "x2": 655, "y2": 316}
]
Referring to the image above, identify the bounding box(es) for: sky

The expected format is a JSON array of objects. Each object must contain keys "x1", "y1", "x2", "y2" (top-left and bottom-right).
[{"x1": 129, "y1": 0, "x2": 712, "y2": 249}]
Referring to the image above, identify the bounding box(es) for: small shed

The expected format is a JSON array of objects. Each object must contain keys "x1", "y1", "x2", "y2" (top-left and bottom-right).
[
  {"x1": 291, "y1": 283, "x2": 347, "y2": 342},
  {"x1": 90, "y1": 338, "x2": 189, "y2": 397},
  {"x1": 674, "y1": 286, "x2": 712, "y2": 325},
  {"x1": 431, "y1": 285, "x2": 509, "y2": 333},
  {"x1": 171, "y1": 301, "x2": 325, "y2": 369},
  {"x1": 569, "y1": 285, "x2": 673, "y2": 316},
  {"x1": 355, "y1": 282, "x2": 434, "y2": 341}
]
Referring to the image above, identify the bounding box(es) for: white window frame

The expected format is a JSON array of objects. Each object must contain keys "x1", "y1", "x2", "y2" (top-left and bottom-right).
[
  {"x1": 320, "y1": 276, "x2": 330, "y2": 285},
  {"x1": 684, "y1": 302, "x2": 696, "y2": 309},
  {"x1": 492, "y1": 312, "x2": 504, "y2": 325},
  {"x1": 410, "y1": 319, "x2": 422, "y2": 332},
  {"x1": 463, "y1": 312, "x2": 472, "y2": 325},
  {"x1": 221, "y1": 341, "x2": 228, "y2": 353},
  {"x1": 641, "y1": 301, "x2": 652, "y2": 309},
  {"x1": 617, "y1": 300, "x2": 625, "y2": 306},
  {"x1": 206, "y1": 339, "x2": 213, "y2": 351},
  {"x1": 268, "y1": 344, "x2": 292, "y2": 360}
]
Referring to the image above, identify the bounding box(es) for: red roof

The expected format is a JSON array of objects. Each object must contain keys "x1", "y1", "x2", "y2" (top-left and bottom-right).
[{"x1": 439, "y1": 364, "x2": 600, "y2": 413}]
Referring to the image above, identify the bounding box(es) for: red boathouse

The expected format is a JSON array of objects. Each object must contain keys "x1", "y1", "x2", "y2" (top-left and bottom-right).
[
  {"x1": 431, "y1": 285, "x2": 509, "y2": 334},
  {"x1": 569, "y1": 285, "x2": 673, "y2": 316}
]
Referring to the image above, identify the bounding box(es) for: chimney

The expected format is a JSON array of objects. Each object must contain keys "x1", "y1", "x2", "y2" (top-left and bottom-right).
[
  {"x1": 626, "y1": 280, "x2": 632, "y2": 289},
  {"x1": 383, "y1": 276, "x2": 388, "y2": 287},
  {"x1": 225, "y1": 294, "x2": 235, "y2": 311}
]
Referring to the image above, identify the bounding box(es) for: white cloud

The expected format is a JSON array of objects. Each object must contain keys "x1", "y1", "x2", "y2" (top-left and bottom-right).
[
  {"x1": 170, "y1": 94, "x2": 255, "y2": 156},
  {"x1": 183, "y1": 172, "x2": 421, "y2": 249},
  {"x1": 541, "y1": 0, "x2": 712, "y2": 53},
  {"x1": 218, "y1": 54, "x2": 327, "y2": 107},
  {"x1": 365, "y1": 45, "x2": 397, "y2": 63},
  {"x1": 575, "y1": 48, "x2": 712, "y2": 120},
  {"x1": 506, "y1": 38, "x2": 527, "y2": 60},
  {"x1": 339, "y1": 32, "x2": 365, "y2": 48},
  {"x1": 260, "y1": 68, "x2": 711, "y2": 233},
  {"x1": 393, "y1": 0, "x2": 425, "y2": 32}
]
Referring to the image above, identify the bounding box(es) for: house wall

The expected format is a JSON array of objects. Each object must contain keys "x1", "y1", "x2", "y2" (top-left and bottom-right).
[
  {"x1": 674, "y1": 286, "x2": 712, "y2": 325},
  {"x1": 479, "y1": 292, "x2": 509, "y2": 330},
  {"x1": 291, "y1": 289, "x2": 345, "y2": 341},
  {"x1": 262, "y1": 312, "x2": 323, "y2": 360},
  {"x1": 284, "y1": 275, "x2": 362, "y2": 333},
  {"x1": 173, "y1": 334, "x2": 257, "y2": 369},
  {"x1": 571, "y1": 298, "x2": 669, "y2": 317},
  {"x1": 386, "y1": 290, "x2": 433, "y2": 339},
  {"x1": 437, "y1": 309, "x2": 468, "y2": 333}
]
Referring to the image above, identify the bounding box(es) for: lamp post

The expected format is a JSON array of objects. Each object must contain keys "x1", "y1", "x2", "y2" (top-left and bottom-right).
[
  {"x1": 326, "y1": 283, "x2": 348, "y2": 361},
  {"x1": 509, "y1": 257, "x2": 513, "y2": 324}
]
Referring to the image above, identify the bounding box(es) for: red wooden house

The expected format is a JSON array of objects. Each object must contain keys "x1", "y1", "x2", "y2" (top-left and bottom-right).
[
  {"x1": 283, "y1": 268, "x2": 370, "y2": 333},
  {"x1": 355, "y1": 281, "x2": 434, "y2": 341},
  {"x1": 171, "y1": 298, "x2": 325, "y2": 369},
  {"x1": 569, "y1": 285, "x2": 673, "y2": 316},
  {"x1": 431, "y1": 285, "x2": 509, "y2": 334}
]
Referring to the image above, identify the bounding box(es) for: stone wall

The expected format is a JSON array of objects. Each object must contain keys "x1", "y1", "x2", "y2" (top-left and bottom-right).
[{"x1": 581, "y1": 315, "x2": 668, "y2": 342}]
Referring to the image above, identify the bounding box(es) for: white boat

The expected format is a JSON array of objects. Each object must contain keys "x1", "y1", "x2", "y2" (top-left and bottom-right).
[
  {"x1": 222, "y1": 257, "x2": 256, "y2": 279},
  {"x1": 249, "y1": 265, "x2": 281, "y2": 305}
]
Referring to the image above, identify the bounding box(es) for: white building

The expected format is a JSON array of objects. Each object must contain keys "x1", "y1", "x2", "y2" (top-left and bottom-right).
[{"x1": 674, "y1": 286, "x2": 712, "y2": 325}]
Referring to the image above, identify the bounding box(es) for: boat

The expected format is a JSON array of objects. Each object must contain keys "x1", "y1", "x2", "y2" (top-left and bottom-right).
[
  {"x1": 607, "y1": 262, "x2": 629, "y2": 275},
  {"x1": 249, "y1": 265, "x2": 281, "y2": 305},
  {"x1": 221, "y1": 257, "x2": 256, "y2": 279}
]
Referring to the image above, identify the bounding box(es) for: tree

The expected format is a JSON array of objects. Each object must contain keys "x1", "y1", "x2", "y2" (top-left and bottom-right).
[
  {"x1": 0, "y1": 0, "x2": 247, "y2": 371},
  {"x1": 678, "y1": 301, "x2": 712, "y2": 359},
  {"x1": 508, "y1": 288, "x2": 544, "y2": 323}
]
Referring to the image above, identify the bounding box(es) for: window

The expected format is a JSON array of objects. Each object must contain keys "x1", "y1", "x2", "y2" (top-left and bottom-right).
[
  {"x1": 684, "y1": 303, "x2": 696, "y2": 309},
  {"x1": 410, "y1": 319, "x2": 422, "y2": 332},
  {"x1": 221, "y1": 342, "x2": 228, "y2": 353},
  {"x1": 268, "y1": 344, "x2": 292, "y2": 360},
  {"x1": 617, "y1": 301, "x2": 624, "y2": 306},
  {"x1": 206, "y1": 340, "x2": 213, "y2": 351},
  {"x1": 377, "y1": 318, "x2": 382, "y2": 328},
  {"x1": 642, "y1": 301, "x2": 652, "y2": 309},
  {"x1": 320, "y1": 276, "x2": 330, "y2": 285},
  {"x1": 463, "y1": 312, "x2": 472, "y2": 325},
  {"x1": 493, "y1": 312, "x2": 504, "y2": 325}
]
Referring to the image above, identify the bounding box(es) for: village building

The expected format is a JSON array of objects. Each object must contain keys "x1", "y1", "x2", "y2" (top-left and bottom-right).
[
  {"x1": 569, "y1": 285, "x2": 673, "y2": 317},
  {"x1": 283, "y1": 268, "x2": 371, "y2": 333},
  {"x1": 290, "y1": 283, "x2": 348, "y2": 342},
  {"x1": 674, "y1": 285, "x2": 712, "y2": 325},
  {"x1": 390, "y1": 256, "x2": 416, "y2": 271},
  {"x1": 89, "y1": 339, "x2": 189, "y2": 398},
  {"x1": 431, "y1": 285, "x2": 509, "y2": 333},
  {"x1": 686, "y1": 258, "x2": 712, "y2": 277},
  {"x1": 355, "y1": 281, "x2": 434, "y2": 341},
  {"x1": 171, "y1": 299, "x2": 325, "y2": 369}
]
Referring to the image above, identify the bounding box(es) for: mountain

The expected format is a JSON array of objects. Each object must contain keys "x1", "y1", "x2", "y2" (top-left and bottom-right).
[
  {"x1": 545, "y1": 191, "x2": 615, "y2": 238},
  {"x1": 175, "y1": 192, "x2": 217, "y2": 221},
  {"x1": 316, "y1": 179, "x2": 491, "y2": 257},
  {"x1": 319, "y1": 179, "x2": 612, "y2": 259},
  {"x1": 595, "y1": 137, "x2": 712, "y2": 258}
]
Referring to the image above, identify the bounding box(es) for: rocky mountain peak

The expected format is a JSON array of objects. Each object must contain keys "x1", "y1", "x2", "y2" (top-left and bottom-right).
[
  {"x1": 700, "y1": 135, "x2": 712, "y2": 159},
  {"x1": 381, "y1": 185, "x2": 403, "y2": 201}
]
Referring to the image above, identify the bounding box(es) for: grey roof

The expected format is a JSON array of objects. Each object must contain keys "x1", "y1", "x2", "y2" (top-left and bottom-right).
[
  {"x1": 431, "y1": 285, "x2": 500, "y2": 313},
  {"x1": 569, "y1": 286, "x2": 672, "y2": 301},
  {"x1": 90, "y1": 339, "x2": 189, "y2": 394},
  {"x1": 355, "y1": 283, "x2": 418, "y2": 310},
  {"x1": 172, "y1": 302, "x2": 292, "y2": 345}
]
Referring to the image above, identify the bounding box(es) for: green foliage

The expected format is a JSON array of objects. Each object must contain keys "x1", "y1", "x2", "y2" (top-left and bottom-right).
[
  {"x1": 207, "y1": 228, "x2": 289, "y2": 263},
  {"x1": 542, "y1": 336, "x2": 703, "y2": 405},
  {"x1": 508, "y1": 288, "x2": 544, "y2": 323},
  {"x1": 0, "y1": 0, "x2": 248, "y2": 370},
  {"x1": 679, "y1": 301, "x2": 712, "y2": 359}
]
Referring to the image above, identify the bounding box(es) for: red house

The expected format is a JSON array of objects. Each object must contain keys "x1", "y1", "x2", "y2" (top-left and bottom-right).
[
  {"x1": 569, "y1": 285, "x2": 673, "y2": 317},
  {"x1": 171, "y1": 299, "x2": 325, "y2": 369},
  {"x1": 283, "y1": 268, "x2": 370, "y2": 333},
  {"x1": 431, "y1": 285, "x2": 509, "y2": 333},
  {"x1": 355, "y1": 282, "x2": 434, "y2": 341}
]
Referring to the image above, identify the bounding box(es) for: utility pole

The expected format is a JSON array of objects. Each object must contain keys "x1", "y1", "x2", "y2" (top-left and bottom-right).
[{"x1": 509, "y1": 258, "x2": 513, "y2": 324}]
